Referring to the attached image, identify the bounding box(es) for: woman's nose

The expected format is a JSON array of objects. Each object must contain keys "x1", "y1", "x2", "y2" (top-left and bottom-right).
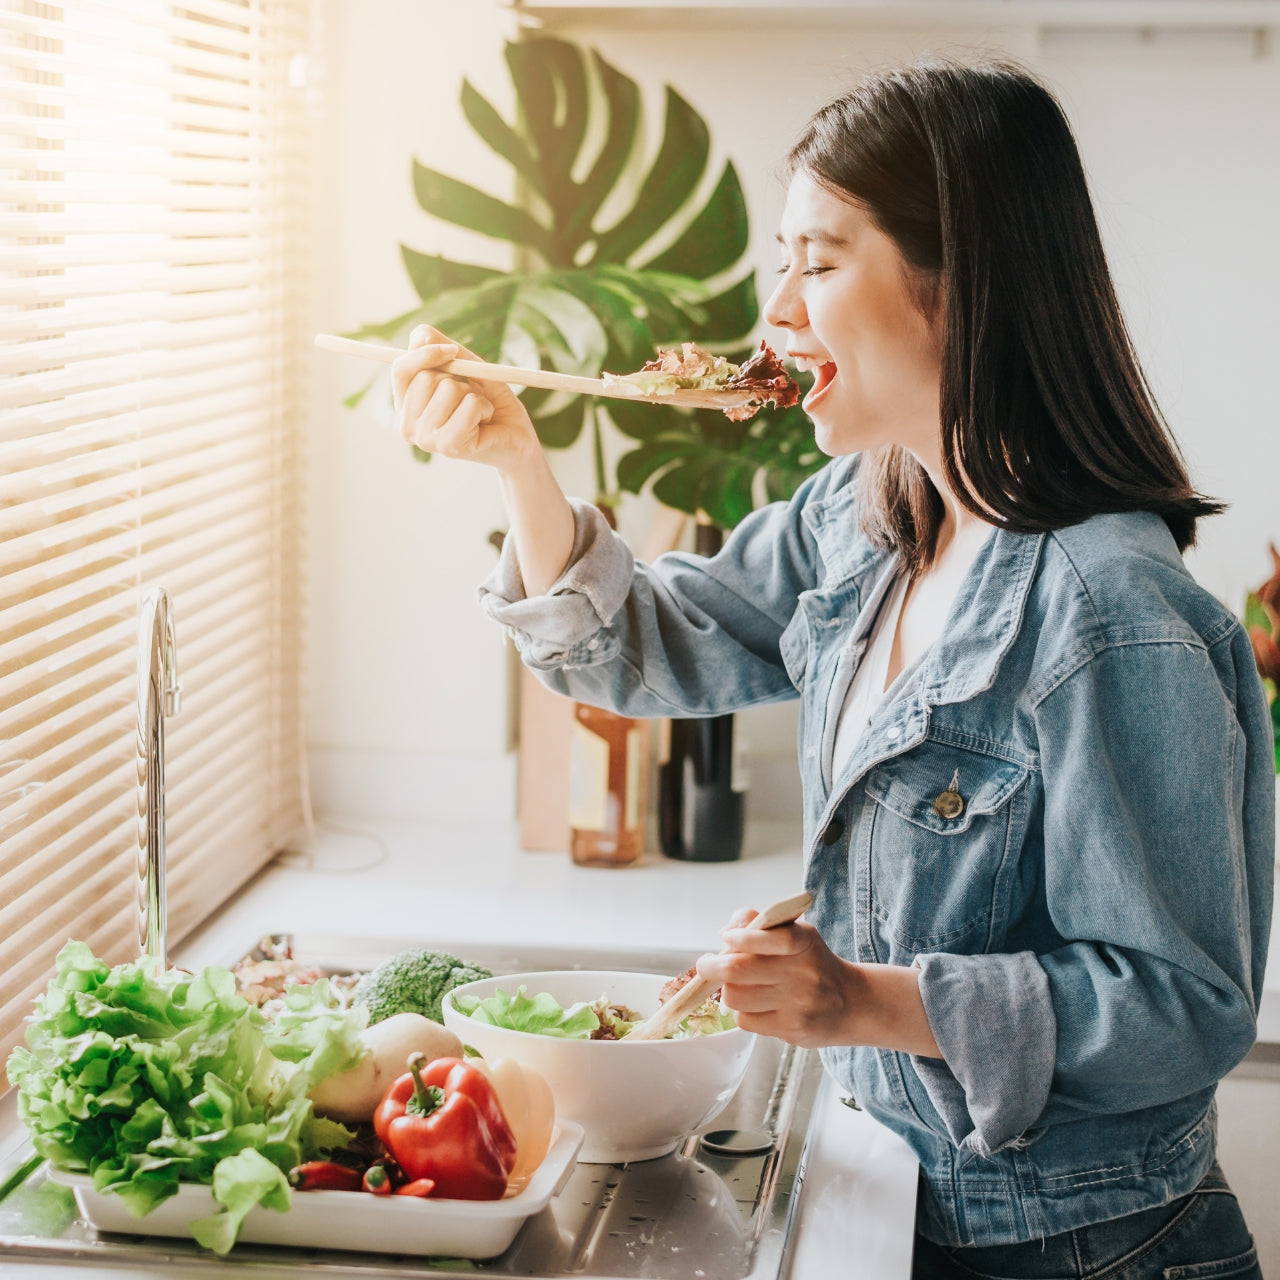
[{"x1": 762, "y1": 272, "x2": 802, "y2": 331}]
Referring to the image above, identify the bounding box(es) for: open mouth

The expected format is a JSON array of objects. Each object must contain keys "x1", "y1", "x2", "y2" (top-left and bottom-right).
[{"x1": 804, "y1": 361, "x2": 838, "y2": 409}]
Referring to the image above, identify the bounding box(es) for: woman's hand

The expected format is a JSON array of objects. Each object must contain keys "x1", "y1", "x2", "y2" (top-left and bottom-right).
[
  {"x1": 391, "y1": 324, "x2": 577, "y2": 596},
  {"x1": 391, "y1": 324, "x2": 540, "y2": 476},
  {"x1": 696, "y1": 908, "x2": 943, "y2": 1057}
]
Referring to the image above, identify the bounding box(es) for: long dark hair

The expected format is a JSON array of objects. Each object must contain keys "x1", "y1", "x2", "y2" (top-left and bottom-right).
[{"x1": 787, "y1": 58, "x2": 1222, "y2": 571}]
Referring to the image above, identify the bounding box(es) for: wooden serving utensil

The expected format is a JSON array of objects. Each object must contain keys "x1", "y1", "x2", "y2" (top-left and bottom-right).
[
  {"x1": 625, "y1": 889, "x2": 815, "y2": 1042},
  {"x1": 314, "y1": 333, "x2": 758, "y2": 412}
]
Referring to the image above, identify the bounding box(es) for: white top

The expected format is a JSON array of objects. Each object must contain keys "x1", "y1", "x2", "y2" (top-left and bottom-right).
[
  {"x1": 831, "y1": 521, "x2": 995, "y2": 780},
  {"x1": 830, "y1": 570, "x2": 910, "y2": 779}
]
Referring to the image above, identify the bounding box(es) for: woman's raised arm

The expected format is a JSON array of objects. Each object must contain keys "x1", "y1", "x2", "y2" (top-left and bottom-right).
[{"x1": 392, "y1": 324, "x2": 575, "y2": 597}]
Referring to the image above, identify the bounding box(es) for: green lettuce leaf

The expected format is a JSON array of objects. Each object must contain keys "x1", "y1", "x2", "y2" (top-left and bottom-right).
[
  {"x1": 676, "y1": 997, "x2": 737, "y2": 1038},
  {"x1": 452, "y1": 986, "x2": 600, "y2": 1039},
  {"x1": 190, "y1": 1148, "x2": 291, "y2": 1255}
]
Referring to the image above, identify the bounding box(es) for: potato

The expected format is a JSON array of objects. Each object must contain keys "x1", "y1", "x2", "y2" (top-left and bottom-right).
[{"x1": 310, "y1": 1012, "x2": 463, "y2": 1122}]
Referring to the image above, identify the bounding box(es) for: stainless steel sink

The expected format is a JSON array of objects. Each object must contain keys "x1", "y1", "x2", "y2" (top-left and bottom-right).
[{"x1": 0, "y1": 932, "x2": 824, "y2": 1280}]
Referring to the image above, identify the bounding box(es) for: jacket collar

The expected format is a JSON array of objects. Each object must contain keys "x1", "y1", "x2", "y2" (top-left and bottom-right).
[
  {"x1": 919, "y1": 528, "x2": 1044, "y2": 707},
  {"x1": 803, "y1": 469, "x2": 1046, "y2": 709}
]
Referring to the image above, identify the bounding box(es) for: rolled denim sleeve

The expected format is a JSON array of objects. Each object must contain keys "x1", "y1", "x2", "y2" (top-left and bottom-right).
[
  {"x1": 909, "y1": 626, "x2": 1272, "y2": 1157},
  {"x1": 478, "y1": 498, "x2": 635, "y2": 670},
  {"x1": 477, "y1": 465, "x2": 838, "y2": 718},
  {"x1": 912, "y1": 952, "x2": 1057, "y2": 1156}
]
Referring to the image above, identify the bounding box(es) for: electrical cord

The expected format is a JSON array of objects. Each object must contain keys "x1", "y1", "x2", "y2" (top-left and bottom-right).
[{"x1": 275, "y1": 816, "x2": 391, "y2": 874}]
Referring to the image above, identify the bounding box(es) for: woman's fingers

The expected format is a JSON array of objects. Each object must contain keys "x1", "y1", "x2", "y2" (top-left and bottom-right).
[
  {"x1": 399, "y1": 368, "x2": 460, "y2": 440},
  {"x1": 393, "y1": 325, "x2": 501, "y2": 458},
  {"x1": 391, "y1": 340, "x2": 459, "y2": 409},
  {"x1": 719, "y1": 978, "x2": 790, "y2": 1016},
  {"x1": 410, "y1": 322, "x2": 484, "y2": 362},
  {"x1": 698, "y1": 920, "x2": 810, "y2": 989},
  {"x1": 723, "y1": 922, "x2": 808, "y2": 955},
  {"x1": 694, "y1": 922, "x2": 851, "y2": 1046},
  {"x1": 389, "y1": 323, "x2": 538, "y2": 472},
  {"x1": 401, "y1": 375, "x2": 494, "y2": 456},
  {"x1": 720, "y1": 907, "x2": 759, "y2": 935},
  {"x1": 435, "y1": 391, "x2": 495, "y2": 456}
]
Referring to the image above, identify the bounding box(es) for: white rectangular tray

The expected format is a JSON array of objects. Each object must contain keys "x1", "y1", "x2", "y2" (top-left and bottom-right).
[{"x1": 47, "y1": 1120, "x2": 583, "y2": 1260}]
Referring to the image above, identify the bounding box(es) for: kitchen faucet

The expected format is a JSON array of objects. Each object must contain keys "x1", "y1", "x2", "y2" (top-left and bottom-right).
[{"x1": 136, "y1": 587, "x2": 181, "y2": 969}]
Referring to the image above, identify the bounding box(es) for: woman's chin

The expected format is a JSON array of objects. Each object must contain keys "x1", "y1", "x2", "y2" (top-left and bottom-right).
[{"x1": 809, "y1": 412, "x2": 861, "y2": 458}]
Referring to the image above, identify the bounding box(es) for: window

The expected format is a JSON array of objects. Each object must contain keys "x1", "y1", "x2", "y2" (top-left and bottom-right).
[{"x1": 0, "y1": 0, "x2": 310, "y2": 1073}]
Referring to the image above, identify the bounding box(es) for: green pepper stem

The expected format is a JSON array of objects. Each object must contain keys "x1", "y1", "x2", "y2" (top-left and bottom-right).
[{"x1": 405, "y1": 1052, "x2": 444, "y2": 1118}]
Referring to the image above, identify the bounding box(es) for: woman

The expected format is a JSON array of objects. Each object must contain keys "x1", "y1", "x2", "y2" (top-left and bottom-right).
[{"x1": 393, "y1": 58, "x2": 1272, "y2": 1280}]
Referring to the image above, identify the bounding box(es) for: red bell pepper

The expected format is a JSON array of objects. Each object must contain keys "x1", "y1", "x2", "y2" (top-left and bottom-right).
[
  {"x1": 373, "y1": 1054, "x2": 516, "y2": 1201},
  {"x1": 417, "y1": 1056, "x2": 518, "y2": 1176}
]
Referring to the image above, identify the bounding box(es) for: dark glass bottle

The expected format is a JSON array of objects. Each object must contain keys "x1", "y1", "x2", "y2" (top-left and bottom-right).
[{"x1": 657, "y1": 518, "x2": 746, "y2": 862}]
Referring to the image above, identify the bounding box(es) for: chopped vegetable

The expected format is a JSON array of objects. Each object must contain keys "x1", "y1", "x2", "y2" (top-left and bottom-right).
[
  {"x1": 588, "y1": 996, "x2": 644, "y2": 1040},
  {"x1": 679, "y1": 996, "x2": 738, "y2": 1038},
  {"x1": 453, "y1": 985, "x2": 734, "y2": 1040},
  {"x1": 602, "y1": 340, "x2": 800, "y2": 421},
  {"x1": 605, "y1": 342, "x2": 740, "y2": 396},
  {"x1": 231, "y1": 957, "x2": 324, "y2": 1010},
  {"x1": 353, "y1": 950, "x2": 492, "y2": 1025},
  {"x1": 373, "y1": 1054, "x2": 515, "y2": 1200},
  {"x1": 5, "y1": 940, "x2": 363, "y2": 1254}
]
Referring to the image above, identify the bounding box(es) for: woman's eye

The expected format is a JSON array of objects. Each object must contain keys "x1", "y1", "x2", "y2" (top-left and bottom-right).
[{"x1": 775, "y1": 263, "x2": 832, "y2": 277}]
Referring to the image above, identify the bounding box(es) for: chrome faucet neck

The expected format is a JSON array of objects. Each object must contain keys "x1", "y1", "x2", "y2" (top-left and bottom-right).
[{"x1": 136, "y1": 588, "x2": 181, "y2": 969}]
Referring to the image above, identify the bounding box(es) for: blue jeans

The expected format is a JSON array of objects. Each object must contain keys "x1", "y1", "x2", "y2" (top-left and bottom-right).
[{"x1": 911, "y1": 1163, "x2": 1261, "y2": 1279}]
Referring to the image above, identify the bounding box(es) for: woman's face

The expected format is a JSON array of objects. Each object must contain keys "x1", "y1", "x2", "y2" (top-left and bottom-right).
[{"x1": 764, "y1": 171, "x2": 944, "y2": 461}]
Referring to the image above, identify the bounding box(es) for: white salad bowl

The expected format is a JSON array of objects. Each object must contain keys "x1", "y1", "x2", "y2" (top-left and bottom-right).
[{"x1": 442, "y1": 970, "x2": 755, "y2": 1164}]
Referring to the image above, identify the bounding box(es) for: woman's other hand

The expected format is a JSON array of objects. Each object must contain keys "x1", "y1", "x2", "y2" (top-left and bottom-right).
[
  {"x1": 696, "y1": 908, "x2": 943, "y2": 1057},
  {"x1": 391, "y1": 324, "x2": 540, "y2": 476}
]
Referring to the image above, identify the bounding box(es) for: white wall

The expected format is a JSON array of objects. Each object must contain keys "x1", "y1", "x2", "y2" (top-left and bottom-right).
[
  {"x1": 306, "y1": 3, "x2": 1280, "y2": 821},
  {"x1": 306, "y1": 1, "x2": 519, "y2": 815}
]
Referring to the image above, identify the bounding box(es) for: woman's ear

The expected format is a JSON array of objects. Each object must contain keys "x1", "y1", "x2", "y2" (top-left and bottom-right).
[{"x1": 912, "y1": 270, "x2": 946, "y2": 330}]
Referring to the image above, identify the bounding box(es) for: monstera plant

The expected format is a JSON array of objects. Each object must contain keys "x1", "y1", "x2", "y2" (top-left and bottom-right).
[{"x1": 347, "y1": 34, "x2": 823, "y2": 529}]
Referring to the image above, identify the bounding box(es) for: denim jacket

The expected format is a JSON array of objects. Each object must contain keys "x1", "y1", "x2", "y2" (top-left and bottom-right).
[{"x1": 479, "y1": 456, "x2": 1274, "y2": 1247}]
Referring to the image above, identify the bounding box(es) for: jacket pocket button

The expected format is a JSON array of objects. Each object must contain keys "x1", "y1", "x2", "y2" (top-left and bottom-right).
[
  {"x1": 932, "y1": 769, "x2": 965, "y2": 820},
  {"x1": 821, "y1": 819, "x2": 845, "y2": 846}
]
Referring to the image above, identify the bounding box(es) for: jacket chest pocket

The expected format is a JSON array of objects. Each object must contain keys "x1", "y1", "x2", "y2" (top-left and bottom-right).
[{"x1": 863, "y1": 744, "x2": 1031, "y2": 961}]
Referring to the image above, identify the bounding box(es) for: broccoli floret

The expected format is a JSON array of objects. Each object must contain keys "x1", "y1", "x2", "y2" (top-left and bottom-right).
[{"x1": 352, "y1": 949, "x2": 492, "y2": 1025}]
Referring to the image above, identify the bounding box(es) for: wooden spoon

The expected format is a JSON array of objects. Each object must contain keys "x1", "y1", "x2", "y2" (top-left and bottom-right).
[
  {"x1": 625, "y1": 890, "x2": 814, "y2": 1042},
  {"x1": 314, "y1": 333, "x2": 758, "y2": 412}
]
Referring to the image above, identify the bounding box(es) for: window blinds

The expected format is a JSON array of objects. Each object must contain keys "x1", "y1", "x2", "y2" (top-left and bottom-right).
[{"x1": 0, "y1": 0, "x2": 309, "y2": 1076}]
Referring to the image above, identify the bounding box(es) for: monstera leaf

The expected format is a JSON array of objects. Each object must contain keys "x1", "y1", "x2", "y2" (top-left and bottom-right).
[
  {"x1": 608, "y1": 372, "x2": 824, "y2": 529},
  {"x1": 348, "y1": 34, "x2": 825, "y2": 526}
]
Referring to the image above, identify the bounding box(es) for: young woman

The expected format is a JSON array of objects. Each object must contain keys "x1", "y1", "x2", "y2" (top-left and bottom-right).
[{"x1": 392, "y1": 58, "x2": 1272, "y2": 1280}]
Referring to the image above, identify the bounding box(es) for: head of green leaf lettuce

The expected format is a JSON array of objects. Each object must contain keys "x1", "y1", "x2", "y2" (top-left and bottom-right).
[{"x1": 6, "y1": 940, "x2": 365, "y2": 1254}]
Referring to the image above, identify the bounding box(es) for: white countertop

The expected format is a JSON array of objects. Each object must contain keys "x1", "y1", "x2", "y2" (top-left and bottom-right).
[
  {"x1": 0, "y1": 815, "x2": 920, "y2": 1280},
  {"x1": 177, "y1": 815, "x2": 817, "y2": 972}
]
